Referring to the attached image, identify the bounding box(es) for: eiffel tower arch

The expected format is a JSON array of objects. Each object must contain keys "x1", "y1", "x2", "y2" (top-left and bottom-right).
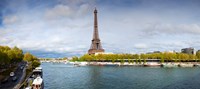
[{"x1": 88, "y1": 8, "x2": 105, "y2": 55}]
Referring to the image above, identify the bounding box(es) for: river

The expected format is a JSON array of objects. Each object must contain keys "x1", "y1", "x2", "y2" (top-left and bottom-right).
[{"x1": 41, "y1": 63, "x2": 200, "y2": 89}]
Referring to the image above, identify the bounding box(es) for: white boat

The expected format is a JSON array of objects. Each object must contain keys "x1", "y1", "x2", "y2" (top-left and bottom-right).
[
  {"x1": 32, "y1": 77, "x2": 44, "y2": 89},
  {"x1": 144, "y1": 62, "x2": 161, "y2": 67},
  {"x1": 74, "y1": 62, "x2": 88, "y2": 66},
  {"x1": 162, "y1": 63, "x2": 179, "y2": 67},
  {"x1": 25, "y1": 86, "x2": 31, "y2": 89},
  {"x1": 179, "y1": 63, "x2": 194, "y2": 67},
  {"x1": 32, "y1": 67, "x2": 43, "y2": 78},
  {"x1": 35, "y1": 67, "x2": 42, "y2": 71},
  {"x1": 79, "y1": 62, "x2": 88, "y2": 66},
  {"x1": 194, "y1": 64, "x2": 200, "y2": 67}
]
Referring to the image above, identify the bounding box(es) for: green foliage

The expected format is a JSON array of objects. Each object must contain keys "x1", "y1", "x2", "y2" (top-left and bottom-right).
[
  {"x1": 135, "y1": 59, "x2": 138, "y2": 64},
  {"x1": 143, "y1": 59, "x2": 147, "y2": 64},
  {"x1": 23, "y1": 52, "x2": 40, "y2": 68},
  {"x1": 72, "y1": 56, "x2": 79, "y2": 61},
  {"x1": 23, "y1": 52, "x2": 35, "y2": 62},
  {"x1": 196, "y1": 51, "x2": 200, "y2": 59},
  {"x1": 32, "y1": 60, "x2": 41, "y2": 68},
  {"x1": 74, "y1": 52, "x2": 199, "y2": 63},
  {"x1": 138, "y1": 59, "x2": 142, "y2": 64},
  {"x1": 120, "y1": 59, "x2": 125, "y2": 64},
  {"x1": 0, "y1": 46, "x2": 24, "y2": 66},
  {"x1": 128, "y1": 58, "x2": 131, "y2": 64}
]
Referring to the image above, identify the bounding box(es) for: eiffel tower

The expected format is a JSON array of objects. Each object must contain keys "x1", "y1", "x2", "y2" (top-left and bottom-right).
[{"x1": 88, "y1": 8, "x2": 104, "y2": 54}]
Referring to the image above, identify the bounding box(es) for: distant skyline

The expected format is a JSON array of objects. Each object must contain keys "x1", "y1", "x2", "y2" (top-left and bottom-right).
[{"x1": 0, "y1": 0, "x2": 200, "y2": 58}]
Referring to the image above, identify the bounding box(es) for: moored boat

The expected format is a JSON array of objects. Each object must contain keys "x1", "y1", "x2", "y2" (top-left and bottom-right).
[
  {"x1": 32, "y1": 67, "x2": 43, "y2": 78},
  {"x1": 194, "y1": 64, "x2": 200, "y2": 67},
  {"x1": 179, "y1": 63, "x2": 194, "y2": 67},
  {"x1": 162, "y1": 63, "x2": 179, "y2": 67},
  {"x1": 32, "y1": 77, "x2": 44, "y2": 89},
  {"x1": 144, "y1": 62, "x2": 161, "y2": 67}
]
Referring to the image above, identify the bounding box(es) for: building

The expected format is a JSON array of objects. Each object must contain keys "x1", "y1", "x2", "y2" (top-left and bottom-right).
[
  {"x1": 88, "y1": 8, "x2": 105, "y2": 54},
  {"x1": 181, "y1": 47, "x2": 194, "y2": 54}
]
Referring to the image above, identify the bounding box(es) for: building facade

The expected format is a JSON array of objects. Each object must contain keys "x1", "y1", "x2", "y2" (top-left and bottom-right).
[{"x1": 181, "y1": 48, "x2": 194, "y2": 54}]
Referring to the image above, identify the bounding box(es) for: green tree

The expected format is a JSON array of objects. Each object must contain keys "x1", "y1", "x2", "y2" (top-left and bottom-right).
[
  {"x1": 135, "y1": 59, "x2": 138, "y2": 64},
  {"x1": 196, "y1": 51, "x2": 200, "y2": 59},
  {"x1": 23, "y1": 52, "x2": 34, "y2": 62},
  {"x1": 32, "y1": 60, "x2": 41, "y2": 68}
]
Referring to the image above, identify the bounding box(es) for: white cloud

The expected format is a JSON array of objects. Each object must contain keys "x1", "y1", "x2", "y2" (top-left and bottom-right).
[
  {"x1": 3, "y1": 15, "x2": 19, "y2": 25},
  {"x1": 143, "y1": 23, "x2": 200, "y2": 35},
  {"x1": 45, "y1": 5, "x2": 73, "y2": 19},
  {"x1": 1, "y1": 0, "x2": 200, "y2": 57},
  {"x1": 134, "y1": 43, "x2": 148, "y2": 49},
  {"x1": 44, "y1": 3, "x2": 91, "y2": 20}
]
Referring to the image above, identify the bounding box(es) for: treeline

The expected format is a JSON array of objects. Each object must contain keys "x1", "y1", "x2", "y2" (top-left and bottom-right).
[
  {"x1": 0, "y1": 46, "x2": 40, "y2": 68},
  {"x1": 0, "y1": 46, "x2": 23, "y2": 65},
  {"x1": 72, "y1": 52, "x2": 200, "y2": 62}
]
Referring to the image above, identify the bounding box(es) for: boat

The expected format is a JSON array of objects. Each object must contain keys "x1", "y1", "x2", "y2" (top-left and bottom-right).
[
  {"x1": 194, "y1": 64, "x2": 200, "y2": 67},
  {"x1": 74, "y1": 62, "x2": 87, "y2": 66},
  {"x1": 23, "y1": 66, "x2": 44, "y2": 89},
  {"x1": 144, "y1": 62, "x2": 161, "y2": 67},
  {"x1": 179, "y1": 63, "x2": 194, "y2": 67},
  {"x1": 162, "y1": 63, "x2": 179, "y2": 67},
  {"x1": 35, "y1": 67, "x2": 42, "y2": 71},
  {"x1": 32, "y1": 77, "x2": 44, "y2": 89},
  {"x1": 32, "y1": 67, "x2": 43, "y2": 78}
]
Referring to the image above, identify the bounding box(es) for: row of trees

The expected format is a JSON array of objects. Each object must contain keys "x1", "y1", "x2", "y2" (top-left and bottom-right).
[
  {"x1": 0, "y1": 46, "x2": 23, "y2": 66},
  {"x1": 23, "y1": 52, "x2": 41, "y2": 68},
  {"x1": 0, "y1": 46, "x2": 40, "y2": 68},
  {"x1": 72, "y1": 52, "x2": 200, "y2": 62}
]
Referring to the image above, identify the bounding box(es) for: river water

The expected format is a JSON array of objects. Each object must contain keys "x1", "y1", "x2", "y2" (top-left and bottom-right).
[{"x1": 41, "y1": 63, "x2": 200, "y2": 89}]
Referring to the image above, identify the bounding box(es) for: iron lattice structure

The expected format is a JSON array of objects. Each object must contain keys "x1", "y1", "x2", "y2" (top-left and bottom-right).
[{"x1": 88, "y1": 8, "x2": 104, "y2": 54}]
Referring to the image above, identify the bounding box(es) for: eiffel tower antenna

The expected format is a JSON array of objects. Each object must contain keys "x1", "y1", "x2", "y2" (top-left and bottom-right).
[{"x1": 88, "y1": 8, "x2": 105, "y2": 54}]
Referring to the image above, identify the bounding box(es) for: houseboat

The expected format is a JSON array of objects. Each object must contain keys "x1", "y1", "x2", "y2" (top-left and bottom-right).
[{"x1": 32, "y1": 77, "x2": 44, "y2": 89}]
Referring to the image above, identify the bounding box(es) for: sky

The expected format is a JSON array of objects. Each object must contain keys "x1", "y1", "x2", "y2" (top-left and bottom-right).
[{"x1": 0, "y1": 0, "x2": 200, "y2": 58}]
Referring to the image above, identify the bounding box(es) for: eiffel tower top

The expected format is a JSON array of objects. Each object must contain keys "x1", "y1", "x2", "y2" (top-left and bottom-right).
[{"x1": 88, "y1": 8, "x2": 104, "y2": 55}]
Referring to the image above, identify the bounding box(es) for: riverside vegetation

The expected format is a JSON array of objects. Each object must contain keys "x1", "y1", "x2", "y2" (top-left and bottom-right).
[{"x1": 71, "y1": 52, "x2": 200, "y2": 63}]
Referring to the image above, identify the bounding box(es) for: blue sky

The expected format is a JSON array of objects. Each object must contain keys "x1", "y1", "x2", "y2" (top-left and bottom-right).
[{"x1": 0, "y1": 0, "x2": 200, "y2": 58}]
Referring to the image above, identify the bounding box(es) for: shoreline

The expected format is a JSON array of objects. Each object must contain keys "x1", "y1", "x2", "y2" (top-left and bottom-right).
[{"x1": 42, "y1": 61, "x2": 200, "y2": 67}]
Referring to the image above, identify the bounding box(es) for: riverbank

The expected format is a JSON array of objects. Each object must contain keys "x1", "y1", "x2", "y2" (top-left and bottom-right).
[{"x1": 53, "y1": 61, "x2": 200, "y2": 67}]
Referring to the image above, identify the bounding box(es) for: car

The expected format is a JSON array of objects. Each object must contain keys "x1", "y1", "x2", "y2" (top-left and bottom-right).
[
  {"x1": 10, "y1": 72, "x2": 15, "y2": 77},
  {"x1": 20, "y1": 66, "x2": 24, "y2": 70},
  {"x1": 12, "y1": 76, "x2": 18, "y2": 82}
]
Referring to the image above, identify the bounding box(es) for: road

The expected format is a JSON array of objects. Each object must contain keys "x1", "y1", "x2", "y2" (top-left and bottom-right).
[{"x1": 0, "y1": 62, "x2": 26, "y2": 89}]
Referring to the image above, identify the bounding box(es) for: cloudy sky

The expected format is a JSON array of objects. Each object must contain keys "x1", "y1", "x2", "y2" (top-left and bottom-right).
[{"x1": 0, "y1": 0, "x2": 200, "y2": 58}]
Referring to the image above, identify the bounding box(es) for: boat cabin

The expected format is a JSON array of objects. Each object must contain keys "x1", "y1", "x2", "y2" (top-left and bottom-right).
[{"x1": 32, "y1": 77, "x2": 43, "y2": 89}]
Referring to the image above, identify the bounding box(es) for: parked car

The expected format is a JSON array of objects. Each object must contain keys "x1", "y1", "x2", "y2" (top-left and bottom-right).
[
  {"x1": 20, "y1": 66, "x2": 24, "y2": 70},
  {"x1": 12, "y1": 76, "x2": 18, "y2": 82},
  {"x1": 10, "y1": 72, "x2": 15, "y2": 77}
]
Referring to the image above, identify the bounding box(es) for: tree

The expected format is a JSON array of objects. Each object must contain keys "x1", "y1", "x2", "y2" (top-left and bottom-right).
[
  {"x1": 135, "y1": 59, "x2": 138, "y2": 64},
  {"x1": 0, "y1": 50, "x2": 9, "y2": 65},
  {"x1": 143, "y1": 59, "x2": 147, "y2": 64},
  {"x1": 23, "y1": 52, "x2": 34, "y2": 62},
  {"x1": 72, "y1": 56, "x2": 79, "y2": 61},
  {"x1": 196, "y1": 51, "x2": 200, "y2": 59},
  {"x1": 128, "y1": 58, "x2": 132, "y2": 64},
  {"x1": 32, "y1": 60, "x2": 41, "y2": 68}
]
